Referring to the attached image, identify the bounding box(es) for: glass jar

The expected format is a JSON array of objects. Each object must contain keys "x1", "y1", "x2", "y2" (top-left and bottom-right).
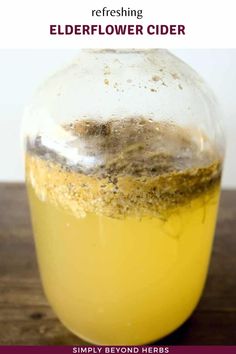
[{"x1": 23, "y1": 49, "x2": 224, "y2": 345}]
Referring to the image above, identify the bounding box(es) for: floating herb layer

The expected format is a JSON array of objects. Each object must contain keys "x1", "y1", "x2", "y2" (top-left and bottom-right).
[{"x1": 26, "y1": 117, "x2": 222, "y2": 218}]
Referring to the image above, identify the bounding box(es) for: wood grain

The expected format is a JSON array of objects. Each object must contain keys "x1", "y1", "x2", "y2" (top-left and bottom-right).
[{"x1": 0, "y1": 184, "x2": 235, "y2": 345}]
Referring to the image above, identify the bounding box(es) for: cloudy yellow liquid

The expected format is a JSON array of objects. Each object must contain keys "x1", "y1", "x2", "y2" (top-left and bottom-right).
[{"x1": 27, "y1": 183, "x2": 220, "y2": 345}]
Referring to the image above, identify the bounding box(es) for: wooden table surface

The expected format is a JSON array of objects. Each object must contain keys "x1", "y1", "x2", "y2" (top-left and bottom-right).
[{"x1": 0, "y1": 183, "x2": 235, "y2": 345}]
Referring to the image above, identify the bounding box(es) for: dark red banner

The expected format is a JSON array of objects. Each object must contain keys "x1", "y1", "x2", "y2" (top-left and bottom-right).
[{"x1": 0, "y1": 346, "x2": 235, "y2": 354}]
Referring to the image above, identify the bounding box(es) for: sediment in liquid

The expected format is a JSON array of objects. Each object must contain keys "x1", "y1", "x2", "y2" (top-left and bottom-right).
[{"x1": 25, "y1": 117, "x2": 222, "y2": 344}]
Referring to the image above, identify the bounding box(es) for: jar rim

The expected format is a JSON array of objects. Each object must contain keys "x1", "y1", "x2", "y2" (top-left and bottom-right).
[{"x1": 80, "y1": 48, "x2": 165, "y2": 54}]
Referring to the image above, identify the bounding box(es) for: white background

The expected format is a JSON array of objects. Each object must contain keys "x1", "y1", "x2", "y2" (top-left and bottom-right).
[
  {"x1": 0, "y1": 0, "x2": 235, "y2": 187},
  {"x1": 0, "y1": 49, "x2": 235, "y2": 188}
]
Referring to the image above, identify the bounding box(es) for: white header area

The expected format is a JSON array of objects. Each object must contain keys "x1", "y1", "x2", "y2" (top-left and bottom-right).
[{"x1": 0, "y1": 0, "x2": 235, "y2": 48}]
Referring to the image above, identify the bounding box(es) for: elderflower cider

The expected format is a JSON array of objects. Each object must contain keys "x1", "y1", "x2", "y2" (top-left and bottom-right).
[{"x1": 23, "y1": 49, "x2": 224, "y2": 345}]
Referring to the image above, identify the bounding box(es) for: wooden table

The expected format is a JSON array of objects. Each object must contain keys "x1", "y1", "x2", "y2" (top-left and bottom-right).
[{"x1": 0, "y1": 184, "x2": 235, "y2": 345}]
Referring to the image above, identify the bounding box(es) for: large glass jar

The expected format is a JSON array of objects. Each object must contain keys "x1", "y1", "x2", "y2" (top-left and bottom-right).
[{"x1": 23, "y1": 49, "x2": 224, "y2": 345}]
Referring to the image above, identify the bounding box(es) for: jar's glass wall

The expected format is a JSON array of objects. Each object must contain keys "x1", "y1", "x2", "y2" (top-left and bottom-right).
[
  {"x1": 23, "y1": 49, "x2": 224, "y2": 345},
  {"x1": 23, "y1": 49, "x2": 224, "y2": 157}
]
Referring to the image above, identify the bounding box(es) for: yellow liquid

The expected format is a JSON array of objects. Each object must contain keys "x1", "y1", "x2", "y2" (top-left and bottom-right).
[{"x1": 27, "y1": 183, "x2": 220, "y2": 345}]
